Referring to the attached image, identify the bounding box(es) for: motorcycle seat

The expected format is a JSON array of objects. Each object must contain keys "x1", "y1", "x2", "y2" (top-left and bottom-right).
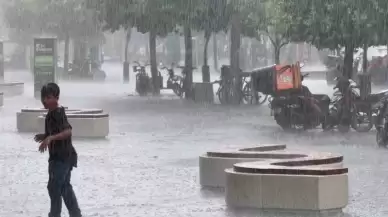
[{"x1": 365, "y1": 91, "x2": 388, "y2": 103}]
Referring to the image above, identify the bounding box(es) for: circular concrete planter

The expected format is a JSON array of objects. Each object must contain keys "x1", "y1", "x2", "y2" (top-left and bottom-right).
[
  {"x1": 199, "y1": 144, "x2": 287, "y2": 188},
  {"x1": 225, "y1": 151, "x2": 348, "y2": 212},
  {"x1": 16, "y1": 108, "x2": 104, "y2": 133},
  {"x1": 37, "y1": 112, "x2": 109, "y2": 138}
]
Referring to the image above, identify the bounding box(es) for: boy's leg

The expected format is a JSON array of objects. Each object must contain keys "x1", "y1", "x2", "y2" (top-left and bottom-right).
[
  {"x1": 62, "y1": 167, "x2": 82, "y2": 217},
  {"x1": 47, "y1": 161, "x2": 67, "y2": 217}
]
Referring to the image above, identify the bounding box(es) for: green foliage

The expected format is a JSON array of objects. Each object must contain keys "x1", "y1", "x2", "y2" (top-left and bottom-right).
[
  {"x1": 93, "y1": 0, "x2": 176, "y2": 37},
  {"x1": 240, "y1": 0, "x2": 300, "y2": 49},
  {"x1": 280, "y1": 0, "x2": 388, "y2": 49},
  {"x1": 5, "y1": 0, "x2": 102, "y2": 43},
  {"x1": 192, "y1": 0, "x2": 231, "y2": 34}
]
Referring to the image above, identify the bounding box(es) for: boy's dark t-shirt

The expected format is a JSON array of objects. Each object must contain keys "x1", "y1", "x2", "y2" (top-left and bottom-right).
[{"x1": 45, "y1": 106, "x2": 78, "y2": 167}]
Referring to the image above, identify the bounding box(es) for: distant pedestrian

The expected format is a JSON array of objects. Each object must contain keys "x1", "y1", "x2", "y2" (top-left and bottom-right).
[{"x1": 34, "y1": 82, "x2": 82, "y2": 217}]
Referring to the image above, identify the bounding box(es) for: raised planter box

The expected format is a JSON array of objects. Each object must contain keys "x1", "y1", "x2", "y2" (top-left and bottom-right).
[
  {"x1": 199, "y1": 144, "x2": 287, "y2": 188},
  {"x1": 225, "y1": 150, "x2": 348, "y2": 213},
  {"x1": 37, "y1": 113, "x2": 109, "y2": 138},
  {"x1": 0, "y1": 82, "x2": 24, "y2": 97},
  {"x1": 192, "y1": 82, "x2": 214, "y2": 104},
  {"x1": 16, "y1": 108, "x2": 103, "y2": 133}
]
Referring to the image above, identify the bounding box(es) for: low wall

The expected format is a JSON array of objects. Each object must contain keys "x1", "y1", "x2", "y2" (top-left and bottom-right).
[
  {"x1": 0, "y1": 82, "x2": 24, "y2": 97},
  {"x1": 192, "y1": 82, "x2": 214, "y2": 104}
]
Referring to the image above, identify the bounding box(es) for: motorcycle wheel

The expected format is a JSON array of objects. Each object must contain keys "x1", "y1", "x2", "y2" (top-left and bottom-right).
[
  {"x1": 376, "y1": 127, "x2": 388, "y2": 147},
  {"x1": 173, "y1": 83, "x2": 183, "y2": 97},
  {"x1": 351, "y1": 110, "x2": 373, "y2": 132},
  {"x1": 351, "y1": 117, "x2": 373, "y2": 132},
  {"x1": 275, "y1": 114, "x2": 292, "y2": 130}
]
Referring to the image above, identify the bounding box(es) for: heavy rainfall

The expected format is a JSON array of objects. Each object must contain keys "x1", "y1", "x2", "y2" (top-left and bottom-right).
[{"x1": 0, "y1": 0, "x2": 388, "y2": 216}]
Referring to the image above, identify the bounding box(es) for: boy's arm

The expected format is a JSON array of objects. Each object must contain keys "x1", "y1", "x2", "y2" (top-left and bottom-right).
[{"x1": 48, "y1": 107, "x2": 72, "y2": 141}]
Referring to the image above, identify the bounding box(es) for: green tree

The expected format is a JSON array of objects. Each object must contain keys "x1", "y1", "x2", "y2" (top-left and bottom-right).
[
  {"x1": 92, "y1": 0, "x2": 176, "y2": 95},
  {"x1": 241, "y1": 0, "x2": 300, "y2": 64},
  {"x1": 192, "y1": 0, "x2": 231, "y2": 82},
  {"x1": 280, "y1": 0, "x2": 388, "y2": 78},
  {"x1": 170, "y1": 0, "x2": 203, "y2": 99},
  {"x1": 6, "y1": 0, "x2": 102, "y2": 73}
]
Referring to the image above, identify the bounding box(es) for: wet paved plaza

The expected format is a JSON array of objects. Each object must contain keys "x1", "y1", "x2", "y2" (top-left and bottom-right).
[{"x1": 1, "y1": 64, "x2": 388, "y2": 216}]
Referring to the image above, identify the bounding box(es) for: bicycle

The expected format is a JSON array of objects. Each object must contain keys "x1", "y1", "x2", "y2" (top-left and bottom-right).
[
  {"x1": 213, "y1": 75, "x2": 243, "y2": 104},
  {"x1": 241, "y1": 76, "x2": 269, "y2": 105},
  {"x1": 213, "y1": 73, "x2": 268, "y2": 105}
]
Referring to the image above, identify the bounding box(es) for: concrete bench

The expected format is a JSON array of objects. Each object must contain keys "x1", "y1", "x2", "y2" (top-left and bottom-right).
[
  {"x1": 224, "y1": 149, "x2": 348, "y2": 213},
  {"x1": 199, "y1": 144, "x2": 287, "y2": 188},
  {"x1": 16, "y1": 108, "x2": 103, "y2": 133},
  {"x1": 0, "y1": 82, "x2": 24, "y2": 97},
  {"x1": 0, "y1": 92, "x2": 3, "y2": 107},
  {"x1": 37, "y1": 113, "x2": 109, "y2": 138}
]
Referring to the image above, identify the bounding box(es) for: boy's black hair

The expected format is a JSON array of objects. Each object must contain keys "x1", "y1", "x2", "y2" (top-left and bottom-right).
[{"x1": 41, "y1": 82, "x2": 60, "y2": 99}]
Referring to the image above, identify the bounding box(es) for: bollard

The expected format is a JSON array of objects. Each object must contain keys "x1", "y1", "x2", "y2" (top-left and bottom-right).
[{"x1": 0, "y1": 41, "x2": 3, "y2": 82}]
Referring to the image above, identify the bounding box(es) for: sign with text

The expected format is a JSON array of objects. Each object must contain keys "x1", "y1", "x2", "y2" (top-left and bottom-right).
[{"x1": 34, "y1": 38, "x2": 57, "y2": 98}]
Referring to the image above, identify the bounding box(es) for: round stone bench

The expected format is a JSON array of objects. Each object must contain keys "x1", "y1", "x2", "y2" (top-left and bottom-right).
[
  {"x1": 225, "y1": 151, "x2": 348, "y2": 213},
  {"x1": 16, "y1": 108, "x2": 103, "y2": 133},
  {"x1": 37, "y1": 113, "x2": 109, "y2": 138},
  {"x1": 17, "y1": 108, "x2": 78, "y2": 133},
  {"x1": 0, "y1": 92, "x2": 3, "y2": 107},
  {"x1": 0, "y1": 82, "x2": 24, "y2": 97},
  {"x1": 199, "y1": 144, "x2": 287, "y2": 188}
]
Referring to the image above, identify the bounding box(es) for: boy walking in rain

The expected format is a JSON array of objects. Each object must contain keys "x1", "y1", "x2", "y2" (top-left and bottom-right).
[{"x1": 34, "y1": 83, "x2": 82, "y2": 217}]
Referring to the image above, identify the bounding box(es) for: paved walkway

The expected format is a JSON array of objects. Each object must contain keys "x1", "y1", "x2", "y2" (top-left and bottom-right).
[{"x1": 0, "y1": 64, "x2": 386, "y2": 216}]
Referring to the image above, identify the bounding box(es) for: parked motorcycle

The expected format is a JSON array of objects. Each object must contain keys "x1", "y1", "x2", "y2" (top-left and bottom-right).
[
  {"x1": 328, "y1": 76, "x2": 388, "y2": 133},
  {"x1": 160, "y1": 63, "x2": 184, "y2": 97},
  {"x1": 375, "y1": 91, "x2": 388, "y2": 147},
  {"x1": 133, "y1": 61, "x2": 151, "y2": 96},
  {"x1": 326, "y1": 77, "x2": 360, "y2": 132},
  {"x1": 270, "y1": 73, "x2": 331, "y2": 130}
]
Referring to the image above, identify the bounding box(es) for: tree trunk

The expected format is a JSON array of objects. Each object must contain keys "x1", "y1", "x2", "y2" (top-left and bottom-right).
[
  {"x1": 202, "y1": 30, "x2": 211, "y2": 82},
  {"x1": 213, "y1": 34, "x2": 218, "y2": 71},
  {"x1": 274, "y1": 45, "x2": 281, "y2": 65},
  {"x1": 73, "y1": 40, "x2": 80, "y2": 65},
  {"x1": 149, "y1": 29, "x2": 159, "y2": 95},
  {"x1": 360, "y1": 43, "x2": 371, "y2": 99},
  {"x1": 124, "y1": 28, "x2": 131, "y2": 62},
  {"x1": 343, "y1": 43, "x2": 354, "y2": 79},
  {"x1": 362, "y1": 43, "x2": 368, "y2": 73},
  {"x1": 64, "y1": 34, "x2": 70, "y2": 74},
  {"x1": 230, "y1": 13, "x2": 242, "y2": 104},
  {"x1": 184, "y1": 26, "x2": 193, "y2": 99},
  {"x1": 203, "y1": 31, "x2": 211, "y2": 67},
  {"x1": 145, "y1": 33, "x2": 150, "y2": 60},
  {"x1": 123, "y1": 28, "x2": 131, "y2": 83}
]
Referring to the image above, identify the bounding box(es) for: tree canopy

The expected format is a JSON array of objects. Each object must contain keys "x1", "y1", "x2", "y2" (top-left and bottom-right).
[{"x1": 5, "y1": 0, "x2": 101, "y2": 43}]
